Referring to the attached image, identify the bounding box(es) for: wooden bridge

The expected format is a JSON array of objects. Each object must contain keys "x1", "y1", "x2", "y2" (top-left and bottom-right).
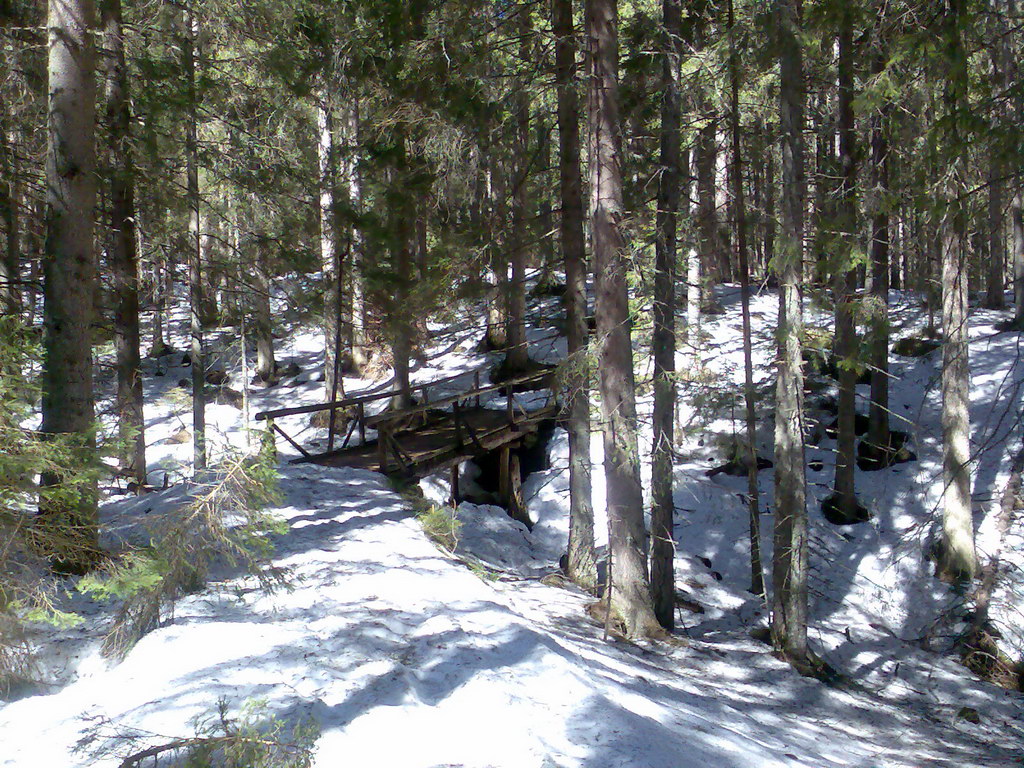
[{"x1": 255, "y1": 367, "x2": 559, "y2": 520}]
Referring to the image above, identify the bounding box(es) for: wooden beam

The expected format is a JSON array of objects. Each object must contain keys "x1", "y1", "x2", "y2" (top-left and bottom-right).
[{"x1": 271, "y1": 422, "x2": 311, "y2": 459}]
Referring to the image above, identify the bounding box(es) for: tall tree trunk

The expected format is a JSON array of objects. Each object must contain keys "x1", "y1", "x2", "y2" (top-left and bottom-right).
[
  {"x1": 696, "y1": 115, "x2": 718, "y2": 306},
  {"x1": 181, "y1": 3, "x2": 206, "y2": 473},
  {"x1": 344, "y1": 99, "x2": 368, "y2": 373},
  {"x1": 764, "y1": 144, "x2": 776, "y2": 275},
  {"x1": 984, "y1": 4, "x2": 1007, "y2": 309},
  {"x1": 1013, "y1": 1, "x2": 1024, "y2": 325},
  {"x1": 535, "y1": 118, "x2": 556, "y2": 289},
  {"x1": 25, "y1": 196, "x2": 44, "y2": 327},
  {"x1": 390, "y1": 134, "x2": 414, "y2": 410},
  {"x1": 938, "y1": 0, "x2": 977, "y2": 582},
  {"x1": 1014, "y1": 193, "x2": 1024, "y2": 324},
  {"x1": 102, "y1": 0, "x2": 146, "y2": 486},
  {"x1": 867, "y1": 50, "x2": 891, "y2": 455},
  {"x1": 728, "y1": 0, "x2": 763, "y2": 597},
  {"x1": 940, "y1": 212, "x2": 976, "y2": 581},
  {"x1": 484, "y1": 136, "x2": 509, "y2": 352},
  {"x1": 986, "y1": 162, "x2": 1005, "y2": 309},
  {"x1": 587, "y1": 0, "x2": 661, "y2": 639},
  {"x1": 505, "y1": 3, "x2": 532, "y2": 374},
  {"x1": 39, "y1": 0, "x2": 99, "y2": 573},
  {"x1": 553, "y1": 0, "x2": 597, "y2": 590},
  {"x1": 318, "y1": 92, "x2": 345, "y2": 395},
  {"x1": 829, "y1": 5, "x2": 861, "y2": 521},
  {"x1": 253, "y1": 232, "x2": 275, "y2": 383},
  {"x1": 771, "y1": 0, "x2": 810, "y2": 665},
  {"x1": 650, "y1": 0, "x2": 680, "y2": 630},
  {"x1": 0, "y1": 128, "x2": 20, "y2": 317}
]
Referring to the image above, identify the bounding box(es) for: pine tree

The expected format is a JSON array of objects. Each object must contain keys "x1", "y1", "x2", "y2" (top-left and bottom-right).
[
  {"x1": 728, "y1": 0, "x2": 762, "y2": 597},
  {"x1": 588, "y1": 0, "x2": 661, "y2": 639},
  {"x1": 771, "y1": 0, "x2": 811, "y2": 666},
  {"x1": 39, "y1": 0, "x2": 100, "y2": 573},
  {"x1": 180, "y1": 1, "x2": 207, "y2": 473},
  {"x1": 937, "y1": 0, "x2": 977, "y2": 582},
  {"x1": 101, "y1": 0, "x2": 146, "y2": 487},
  {"x1": 650, "y1": 0, "x2": 681, "y2": 630},
  {"x1": 553, "y1": 0, "x2": 597, "y2": 590}
]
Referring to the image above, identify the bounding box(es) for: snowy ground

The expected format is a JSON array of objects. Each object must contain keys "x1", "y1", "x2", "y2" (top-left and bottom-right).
[{"x1": 2, "y1": 282, "x2": 1023, "y2": 767}]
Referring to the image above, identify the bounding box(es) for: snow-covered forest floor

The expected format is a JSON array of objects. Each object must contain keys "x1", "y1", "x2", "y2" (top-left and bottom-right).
[{"x1": 2, "y1": 281, "x2": 1024, "y2": 767}]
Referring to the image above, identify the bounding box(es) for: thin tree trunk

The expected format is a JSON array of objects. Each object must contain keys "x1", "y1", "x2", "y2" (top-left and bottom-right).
[
  {"x1": 39, "y1": 0, "x2": 99, "y2": 573},
  {"x1": 867, "y1": 50, "x2": 891, "y2": 454},
  {"x1": 696, "y1": 116, "x2": 718, "y2": 305},
  {"x1": 484, "y1": 135, "x2": 509, "y2": 352},
  {"x1": 588, "y1": 0, "x2": 661, "y2": 639},
  {"x1": 343, "y1": 99, "x2": 367, "y2": 373},
  {"x1": 535, "y1": 118, "x2": 556, "y2": 289},
  {"x1": 25, "y1": 196, "x2": 44, "y2": 327},
  {"x1": 390, "y1": 135, "x2": 413, "y2": 410},
  {"x1": 553, "y1": 0, "x2": 597, "y2": 590},
  {"x1": 1013, "y1": 1, "x2": 1024, "y2": 325},
  {"x1": 181, "y1": 3, "x2": 205, "y2": 473},
  {"x1": 764, "y1": 146, "x2": 776, "y2": 275},
  {"x1": 650, "y1": 0, "x2": 681, "y2": 630},
  {"x1": 984, "y1": 5, "x2": 1007, "y2": 309},
  {"x1": 0, "y1": 129, "x2": 20, "y2": 317},
  {"x1": 102, "y1": 0, "x2": 146, "y2": 486},
  {"x1": 148, "y1": 207, "x2": 172, "y2": 357},
  {"x1": 1014, "y1": 193, "x2": 1024, "y2": 324},
  {"x1": 986, "y1": 161, "x2": 1005, "y2": 309},
  {"x1": 771, "y1": 0, "x2": 810, "y2": 665},
  {"x1": 830, "y1": 5, "x2": 860, "y2": 521},
  {"x1": 318, "y1": 93, "x2": 344, "y2": 394},
  {"x1": 253, "y1": 234, "x2": 275, "y2": 383},
  {"x1": 728, "y1": 0, "x2": 762, "y2": 597},
  {"x1": 505, "y1": 3, "x2": 532, "y2": 374}
]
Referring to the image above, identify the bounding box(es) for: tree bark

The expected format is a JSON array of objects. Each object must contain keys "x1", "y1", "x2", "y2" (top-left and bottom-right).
[
  {"x1": 553, "y1": 0, "x2": 597, "y2": 591},
  {"x1": 253, "y1": 233, "x2": 276, "y2": 383},
  {"x1": 771, "y1": 0, "x2": 810, "y2": 664},
  {"x1": 940, "y1": 211, "x2": 975, "y2": 581},
  {"x1": 984, "y1": 5, "x2": 1007, "y2": 309},
  {"x1": 830, "y1": 4, "x2": 860, "y2": 520},
  {"x1": 181, "y1": 3, "x2": 206, "y2": 473},
  {"x1": 587, "y1": 0, "x2": 661, "y2": 639},
  {"x1": 867, "y1": 50, "x2": 891, "y2": 453},
  {"x1": 696, "y1": 115, "x2": 719, "y2": 305},
  {"x1": 484, "y1": 135, "x2": 509, "y2": 352},
  {"x1": 390, "y1": 134, "x2": 414, "y2": 410},
  {"x1": 39, "y1": 0, "x2": 99, "y2": 572},
  {"x1": 650, "y1": 0, "x2": 681, "y2": 630},
  {"x1": 505, "y1": 3, "x2": 532, "y2": 374},
  {"x1": 0, "y1": 128, "x2": 20, "y2": 317},
  {"x1": 344, "y1": 100, "x2": 368, "y2": 373},
  {"x1": 938, "y1": 0, "x2": 977, "y2": 582},
  {"x1": 1014, "y1": 193, "x2": 1024, "y2": 324},
  {"x1": 318, "y1": 93, "x2": 346, "y2": 395},
  {"x1": 728, "y1": 0, "x2": 762, "y2": 597},
  {"x1": 535, "y1": 118, "x2": 556, "y2": 289},
  {"x1": 102, "y1": 0, "x2": 146, "y2": 486}
]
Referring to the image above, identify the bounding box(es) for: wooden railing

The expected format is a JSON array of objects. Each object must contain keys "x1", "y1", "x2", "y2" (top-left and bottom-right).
[{"x1": 255, "y1": 366, "x2": 556, "y2": 466}]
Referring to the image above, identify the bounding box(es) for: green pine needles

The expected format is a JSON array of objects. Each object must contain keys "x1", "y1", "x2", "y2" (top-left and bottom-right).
[
  {"x1": 0, "y1": 316, "x2": 100, "y2": 692},
  {"x1": 81, "y1": 448, "x2": 287, "y2": 659},
  {"x1": 81, "y1": 698, "x2": 318, "y2": 768}
]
